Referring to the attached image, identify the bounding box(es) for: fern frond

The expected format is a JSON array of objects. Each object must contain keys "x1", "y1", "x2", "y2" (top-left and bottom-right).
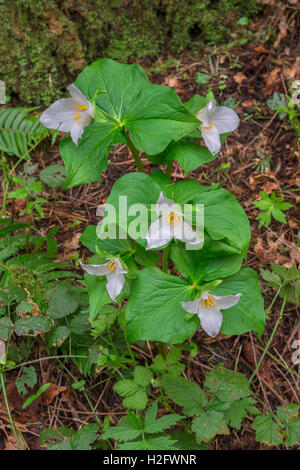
[{"x1": 0, "y1": 107, "x2": 49, "y2": 159}]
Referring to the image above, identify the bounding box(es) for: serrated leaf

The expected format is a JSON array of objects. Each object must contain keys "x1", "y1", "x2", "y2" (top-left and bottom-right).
[
  {"x1": 224, "y1": 398, "x2": 259, "y2": 429},
  {"x1": 134, "y1": 366, "x2": 153, "y2": 387},
  {"x1": 205, "y1": 363, "x2": 250, "y2": 402},
  {"x1": 161, "y1": 375, "x2": 207, "y2": 416},
  {"x1": 252, "y1": 415, "x2": 282, "y2": 446},
  {"x1": 192, "y1": 411, "x2": 229, "y2": 441},
  {"x1": 285, "y1": 418, "x2": 300, "y2": 446},
  {"x1": 144, "y1": 413, "x2": 182, "y2": 434}
]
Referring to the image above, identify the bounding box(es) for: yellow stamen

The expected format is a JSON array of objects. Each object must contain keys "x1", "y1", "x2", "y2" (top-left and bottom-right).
[
  {"x1": 210, "y1": 120, "x2": 214, "y2": 123},
  {"x1": 203, "y1": 125, "x2": 213, "y2": 130},
  {"x1": 168, "y1": 212, "x2": 180, "y2": 228},
  {"x1": 202, "y1": 295, "x2": 215, "y2": 309},
  {"x1": 76, "y1": 119, "x2": 82, "y2": 123},
  {"x1": 74, "y1": 105, "x2": 87, "y2": 110},
  {"x1": 107, "y1": 261, "x2": 117, "y2": 272},
  {"x1": 73, "y1": 113, "x2": 81, "y2": 118}
]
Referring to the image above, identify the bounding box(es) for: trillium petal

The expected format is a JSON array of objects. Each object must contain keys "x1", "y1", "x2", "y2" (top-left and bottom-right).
[
  {"x1": 181, "y1": 300, "x2": 200, "y2": 314},
  {"x1": 196, "y1": 107, "x2": 210, "y2": 125},
  {"x1": 211, "y1": 293, "x2": 242, "y2": 310},
  {"x1": 198, "y1": 306, "x2": 223, "y2": 338},
  {"x1": 156, "y1": 192, "x2": 181, "y2": 217},
  {"x1": 211, "y1": 106, "x2": 240, "y2": 134},
  {"x1": 70, "y1": 122, "x2": 84, "y2": 146},
  {"x1": 146, "y1": 217, "x2": 173, "y2": 250},
  {"x1": 80, "y1": 261, "x2": 109, "y2": 276},
  {"x1": 106, "y1": 272, "x2": 125, "y2": 302},
  {"x1": 112, "y1": 257, "x2": 128, "y2": 274},
  {"x1": 207, "y1": 99, "x2": 217, "y2": 113},
  {"x1": 173, "y1": 220, "x2": 200, "y2": 244},
  {"x1": 201, "y1": 125, "x2": 221, "y2": 155},
  {"x1": 67, "y1": 84, "x2": 89, "y2": 104},
  {"x1": 40, "y1": 98, "x2": 76, "y2": 131}
]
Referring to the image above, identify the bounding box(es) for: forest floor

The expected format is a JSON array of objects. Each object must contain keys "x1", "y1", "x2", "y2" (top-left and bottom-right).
[{"x1": 0, "y1": 5, "x2": 299, "y2": 450}]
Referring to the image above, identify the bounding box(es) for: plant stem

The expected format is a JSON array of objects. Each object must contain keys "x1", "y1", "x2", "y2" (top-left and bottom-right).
[
  {"x1": 124, "y1": 133, "x2": 145, "y2": 173},
  {"x1": 165, "y1": 160, "x2": 173, "y2": 179},
  {"x1": 249, "y1": 287, "x2": 289, "y2": 383},
  {"x1": 0, "y1": 372, "x2": 24, "y2": 450}
]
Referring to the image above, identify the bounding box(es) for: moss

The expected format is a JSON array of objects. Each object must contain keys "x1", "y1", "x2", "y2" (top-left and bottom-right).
[{"x1": 0, "y1": 0, "x2": 261, "y2": 105}]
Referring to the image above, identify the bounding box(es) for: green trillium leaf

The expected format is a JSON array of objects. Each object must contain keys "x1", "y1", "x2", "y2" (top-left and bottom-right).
[
  {"x1": 126, "y1": 267, "x2": 198, "y2": 344},
  {"x1": 211, "y1": 268, "x2": 265, "y2": 337}
]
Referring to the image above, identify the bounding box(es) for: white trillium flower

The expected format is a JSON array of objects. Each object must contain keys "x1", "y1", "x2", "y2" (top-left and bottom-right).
[
  {"x1": 181, "y1": 291, "x2": 242, "y2": 338},
  {"x1": 197, "y1": 99, "x2": 240, "y2": 156},
  {"x1": 80, "y1": 258, "x2": 127, "y2": 302},
  {"x1": 146, "y1": 192, "x2": 202, "y2": 250},
  {"x1": 40, "y1": 84, "x2": 95, "y2": 145}
]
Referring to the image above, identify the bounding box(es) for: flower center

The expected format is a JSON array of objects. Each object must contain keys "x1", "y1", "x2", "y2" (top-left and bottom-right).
[
  {"x1": 107, "y1": 261, "x2": 117, "y2": 272},
  {"x1": 168, "y1": 212, "x2": 180, "y2": 228},
  {"x1": 74, "y1": 105, "x2": 88, "y2": 110},
  {"x1": 202, "y1": 295, "x2": 215, "y2": 309},
  {"x1": 203, "y1": 120, "x2": 214, "y2": 130}
]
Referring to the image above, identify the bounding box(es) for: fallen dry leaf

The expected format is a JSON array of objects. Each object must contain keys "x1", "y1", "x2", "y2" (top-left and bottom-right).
[
  {"x1": 41, "y1": 384, "x2": 67, "y2": 406},
  {"x1": 233, "y1": 72, "x2": 247, "y2": 87}
]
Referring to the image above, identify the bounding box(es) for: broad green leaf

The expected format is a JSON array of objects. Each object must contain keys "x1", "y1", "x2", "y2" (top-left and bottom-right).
[
  {"x1": 191, "y1": 187, "x2": 250, "y2": 257},
  {"x1": 161, "y1": 374, "x2": 207, "y2": 417},
  {"x1": 134, "y1": 366, "x2": 153, "y2": 388},
  {"x1": 91, "y1": 305, "x2": 117, "y2": 334},
  {"x1": 60, "y1": 121, "x2": 121, "y2": 188},
  {"x1": 211, "y1": 268, "x2": 266, "y2": 337},
  {"x1": 170, "y1": 244, "x2": 243, "y2": 283},
  {"x1": 184, "y1": 95, "x2": 208, "y2": 114},
  {"x1": 252, "y1": 415, "x2": 282, "y2": 446},
  {"x1": 192, "y1": 411, "x2": 229, "y2": 441},
  {"x1": 47, "y1": 285, "x2": 79, "y2": 319},
  {"x1": 156, "y1": 141, "x2": 217, "y2": 174},
  {"x1": 205, "y1": 363, "x2": 250, "y2": 402},
  {"x1": 134, "y1": 243, "x2": 160, "y2": 267},
  {"x1": 80, "y1": 225, "x2": 132, "y2": 254},
  {"x1": 84, "y1": 274, "x2": 111, "y2": 321},
  {"x1": 126, "y1": 268, "x2": 198, "y2": 343}
]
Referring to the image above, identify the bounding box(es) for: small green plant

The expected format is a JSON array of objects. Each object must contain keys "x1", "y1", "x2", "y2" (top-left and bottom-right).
[{"x1": 253, "y1": 191, "x2": 293, "y2": 228}]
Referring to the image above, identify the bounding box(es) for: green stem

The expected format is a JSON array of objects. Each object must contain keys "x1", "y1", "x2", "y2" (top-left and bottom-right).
[
  {"x1": 249, "y1": 287, "x2": 289, "y2": 383},
  {"x1": 165, "y1": 160, "x2": 173, "y2": 179},
  {"x1": 0, "y1": 372, "x2": 24, "y2": 450},
  {"x1": 124, "y1": 133, "x2": 145, "y2": 173}
]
